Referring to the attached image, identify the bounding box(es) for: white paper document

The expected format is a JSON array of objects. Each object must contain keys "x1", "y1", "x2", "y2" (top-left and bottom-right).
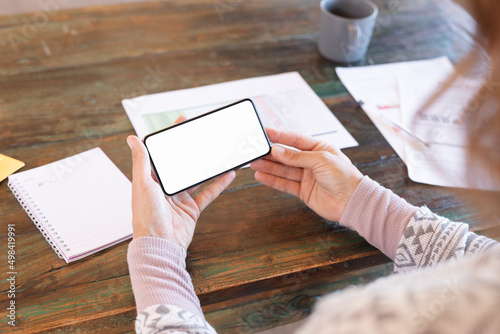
[
  {"x1": 122, "y1": 72, "x2": 358, "y2": 150},
  {"x1": 337, "y1": 56, "x2": 499, "y2": 190},
  {"x1": 399, "y1": 75, "x2": 500, "y2": 191},
  {"x1": 336, "y1": 56, "x2": 454, "y2": 163}
]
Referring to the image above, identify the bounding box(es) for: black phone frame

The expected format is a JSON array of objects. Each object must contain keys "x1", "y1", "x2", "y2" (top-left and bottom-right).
[{"x1": 143, "y1": 98, "x2": 272, "y2": 196}]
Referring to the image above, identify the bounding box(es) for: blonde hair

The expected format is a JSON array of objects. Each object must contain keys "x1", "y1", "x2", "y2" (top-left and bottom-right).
[
  {"x1": 466, "y1": 0, "x2": 500, "y2": 187},
  {"x1": 467, "y1": 0, "x2": 500, "y2": 221},
  {"x1": 415, "y1": 0, "x2": 500, "y2": 219}
]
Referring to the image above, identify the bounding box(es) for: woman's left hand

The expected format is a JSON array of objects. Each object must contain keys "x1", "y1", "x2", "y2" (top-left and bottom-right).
[{"x1": 127, "y1": 116, "x2": 236, "y2": 250}]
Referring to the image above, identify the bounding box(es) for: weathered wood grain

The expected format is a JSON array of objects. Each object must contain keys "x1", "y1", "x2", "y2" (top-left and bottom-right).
[
  {"x1": 204, "y1": 262, "x2": 394, "y2": 333},
  {"x1": 0, "y1": 0, "x2": 318, "y2": 76},
  {"x1": 1, "y1": 275, "x2": 136, "y2": 333}
]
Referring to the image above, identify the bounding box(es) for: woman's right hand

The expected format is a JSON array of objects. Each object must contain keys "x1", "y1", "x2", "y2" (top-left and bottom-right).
[{"x1": 250, "y1": 128, "x2": 363, "y2": 223}]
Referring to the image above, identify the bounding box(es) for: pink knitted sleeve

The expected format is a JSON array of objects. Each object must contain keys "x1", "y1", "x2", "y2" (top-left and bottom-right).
[
  {"x1": 127, "y1": 176, "x2": 414, "y2": 318},
  {"x1": 339, "y1": 176, "x2": 418, "y2": 260},
  {"x1": 127, "y1": 236, "x2": 203, "y2": 318}
]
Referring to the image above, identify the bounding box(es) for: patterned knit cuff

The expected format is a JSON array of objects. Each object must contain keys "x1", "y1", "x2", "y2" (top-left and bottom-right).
[{"x1": 394, "y1": 207, "x2": 499, "y2": 273}]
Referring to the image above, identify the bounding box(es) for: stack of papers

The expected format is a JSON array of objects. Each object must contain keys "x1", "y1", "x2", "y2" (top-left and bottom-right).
[
  {"x1": 337, "y1": 56, "x2": 499, "y2": 191},
  {"x1": 122, "y1": 72, "x2": 358, "y2": 150}
]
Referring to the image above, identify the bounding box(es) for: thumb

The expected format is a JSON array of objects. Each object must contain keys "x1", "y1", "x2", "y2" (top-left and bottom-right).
[
  {"x1": 127, "y1": 135, "x2": 151, "y2": 183},
  {"x1": 271, "y1": 144, "x2": 324, "y2": 169}
]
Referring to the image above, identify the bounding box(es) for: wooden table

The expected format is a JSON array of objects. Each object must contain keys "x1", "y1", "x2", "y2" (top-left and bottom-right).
[{"x1": 1, "y1": 0, "x2": 496, "y2": 332}]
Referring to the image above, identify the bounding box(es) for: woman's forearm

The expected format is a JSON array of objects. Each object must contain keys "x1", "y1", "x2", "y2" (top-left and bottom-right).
[
  {"x1": 339, "y1": 176, "x2": 418, "y2": 260},
  {"x1": 339, "y1": 176, "x2": 499, "y2": 270},
  {"x1": 127, "y1": 236, "x2": 203, "y2": 318}
]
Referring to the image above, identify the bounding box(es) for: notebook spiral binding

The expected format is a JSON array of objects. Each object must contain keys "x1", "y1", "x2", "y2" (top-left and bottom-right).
[{"x1": 8, "y1": 179, "x2": 64, "y2": 259}]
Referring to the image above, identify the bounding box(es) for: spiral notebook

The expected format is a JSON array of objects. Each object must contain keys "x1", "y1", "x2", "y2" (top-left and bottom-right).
[{"x1": 8, "y1": 148, "x2": 133, "y2": 263}]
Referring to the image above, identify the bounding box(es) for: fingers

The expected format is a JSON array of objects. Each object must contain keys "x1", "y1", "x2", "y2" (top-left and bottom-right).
[
  {"x1": 127, "y1": 135, "x2": 152, "y2": 184},
  {"x1": 250, "y1": 158, "x2": 303, "y2": 182},
  {"x1": 254, "y1": 171, "x2": 300, "y2": 198},
  {"x1": 253, "y1": 154, "x2": 279, "y2": 164},
  {"x1": 150, "y1": 169, "x2": 160, "y2": 183},
  {"x1": 186, "y1": 184, "x2": 202, "y2": 196},
  {"x1": 270, "y1": 144, "x2": 327, "y2": 170},
  {"x1": 265, "y1": 128, "x2": 321, "y2": 151},
  {"x1": 173, "y1": 115, "x2": 187, "y2": 125},
  {"x1": 194, "y1": 171, "x2": 236, "y2": 212}
]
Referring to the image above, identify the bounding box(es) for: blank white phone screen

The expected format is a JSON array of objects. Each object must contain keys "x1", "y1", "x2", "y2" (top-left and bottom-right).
[{"x1": 145, "y1": 100, "x2": 270, "y2": 195}]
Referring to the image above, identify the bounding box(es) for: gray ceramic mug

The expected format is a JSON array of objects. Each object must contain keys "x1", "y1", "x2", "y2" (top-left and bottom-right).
[{"x1": 318, "y1": 0, "x2": 378, "y2": 63}]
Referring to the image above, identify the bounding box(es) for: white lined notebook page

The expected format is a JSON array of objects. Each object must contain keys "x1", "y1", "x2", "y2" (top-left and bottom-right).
[{"x1": 8, "y1": 148, "x2": 132, "y2": 263}]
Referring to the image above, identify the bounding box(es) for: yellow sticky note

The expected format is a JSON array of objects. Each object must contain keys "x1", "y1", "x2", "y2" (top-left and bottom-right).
[{"x1": 0, "y1": 154, "x2": 25, "y2": 183}]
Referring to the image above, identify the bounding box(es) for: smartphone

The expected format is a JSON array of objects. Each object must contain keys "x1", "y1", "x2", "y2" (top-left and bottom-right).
[{"x1": 144, "y1": 99, "x2": 271, "y2": 196}]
